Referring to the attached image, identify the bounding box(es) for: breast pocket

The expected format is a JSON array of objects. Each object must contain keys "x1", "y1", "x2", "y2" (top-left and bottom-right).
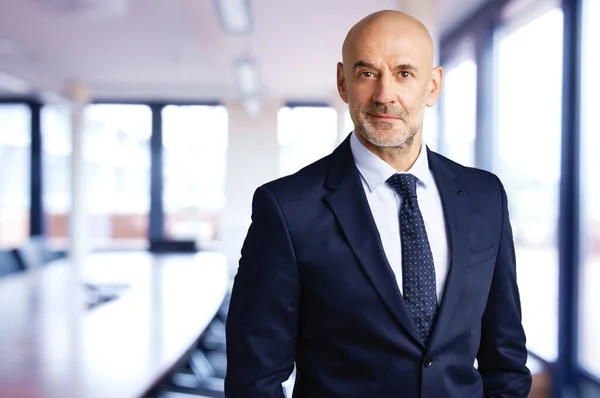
[{"x1": 468, "y1": 245, "x2": 495, "y2": 268}]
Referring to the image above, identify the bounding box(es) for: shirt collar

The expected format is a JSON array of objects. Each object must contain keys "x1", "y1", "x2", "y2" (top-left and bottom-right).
[{"x1": 350, "y1": 131, "x2": 433, "y2": 192}]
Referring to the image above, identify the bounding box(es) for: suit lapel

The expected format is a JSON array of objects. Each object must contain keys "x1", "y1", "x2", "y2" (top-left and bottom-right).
[
  {"x1": 324, "y1": 137, "x2": 424, "y2": 347},
  {"x1": 426, "y1": 150, "x2": 471, "y2": 351}
]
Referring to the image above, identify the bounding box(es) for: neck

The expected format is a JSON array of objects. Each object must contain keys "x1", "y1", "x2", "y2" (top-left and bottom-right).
[{"x1": 357, "y1": 132, "x2": 423, "y2": 172}]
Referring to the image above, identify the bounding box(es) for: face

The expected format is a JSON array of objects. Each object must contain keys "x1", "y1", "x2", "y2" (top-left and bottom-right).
[{"x1": 337, "y1": 21, "x2": 442, "y2": 148}]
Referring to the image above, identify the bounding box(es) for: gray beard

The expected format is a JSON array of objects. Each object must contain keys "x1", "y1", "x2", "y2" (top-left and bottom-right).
[{"x1": 355, "y1": 121, "x2": 420, "y2": 148}]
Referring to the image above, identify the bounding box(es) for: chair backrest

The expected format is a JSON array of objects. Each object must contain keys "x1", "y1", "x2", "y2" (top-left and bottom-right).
[
  {"x1": 13, "y1": 236, "x2": 55, "y2": 270},
  {"x1": 149, "y1": 239, "x2": 197, "y2": 253},
  {"x1": 0, "y1": 250, "x2": 24, "y2": 278}
]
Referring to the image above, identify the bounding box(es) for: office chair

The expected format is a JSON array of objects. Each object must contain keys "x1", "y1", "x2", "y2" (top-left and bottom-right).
[
  {"x1": 196, "y1": 292, "x2": 230, "y2": 377},
  {"x1": 161, "y1": 299, "x2": 231, "y2": 397},
  {"x1": 149, "y1": 239, "x2": 198, "y2": 253},
  {"x1": 0, "y1": 250, "x2": 24, "y2": 278},
  {"x1": 161, "y1": 349, "x2": 225, "y2": 398},
  {"x1": 12, "y1": 236, "x2": 63, "y2": 270}
]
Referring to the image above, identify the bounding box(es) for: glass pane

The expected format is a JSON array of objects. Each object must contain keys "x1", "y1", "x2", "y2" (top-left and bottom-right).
[
  {"x1": 162, "y1": 105, "x2": 228, "y2": 247},
  {"x1": 84, "y1": 104, "x2": 151, "y2": 250},
  {"x1": 0, "y1": 104, "x2": 30, "y2": 248},
  {"x1": 42, "y1": 104, "x2": 72, "y2": 249},
  {"x1": 496, "y1": 7, "x2": 563, "y2": 361},
  {"x1": 441, "y1": 58, "x2": 477, "y2": 166},
  {"x1": 579, "y1": 0, "x2": 600, "y2": 377},
  {"x1": 278, "y1": 106, "x2": 337, "y2": 177}
]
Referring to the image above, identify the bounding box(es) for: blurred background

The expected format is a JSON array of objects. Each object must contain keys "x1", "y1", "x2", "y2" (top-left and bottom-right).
[{"x1": 0, "y1": 0, "x2": 597, "y2": 397}]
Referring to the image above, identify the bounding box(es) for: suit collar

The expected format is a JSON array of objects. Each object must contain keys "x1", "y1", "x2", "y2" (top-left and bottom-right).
[
  {"x1": 324, "y1": 134, "x2": 354, "y2": 190},
  {"x1": 326, "y1": 135, "x2": 459, "y2": 190},
  {"x1": 349, "y1": 132, "x2": 435, "y2": 192}
]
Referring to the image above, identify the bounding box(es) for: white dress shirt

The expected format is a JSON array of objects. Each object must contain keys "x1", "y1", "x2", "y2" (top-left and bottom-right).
[{"x1": 350, "y1": 132, "x2": 450, "y2": 304}]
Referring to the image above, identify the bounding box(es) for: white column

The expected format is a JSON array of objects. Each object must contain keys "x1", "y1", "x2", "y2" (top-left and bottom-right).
[
  {"x1": 219, "y1": 99, "x2": 282, "y2": 276},
  {"x1": 67, "y1": 82, "x2": 91, "y2": 270}
]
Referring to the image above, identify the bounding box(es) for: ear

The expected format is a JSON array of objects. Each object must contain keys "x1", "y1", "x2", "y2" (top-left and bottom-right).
[
  {"x1": 425, "y1": 66, "x2": 443, "y2": 107},
  {"x1": 337, "y1": 62, "x2": 349, "y2": 103}
]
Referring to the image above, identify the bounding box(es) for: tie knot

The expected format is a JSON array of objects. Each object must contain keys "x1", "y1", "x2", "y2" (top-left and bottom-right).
[{"x1": 387, "y1": 173, "x2": 418, "y2": 199}]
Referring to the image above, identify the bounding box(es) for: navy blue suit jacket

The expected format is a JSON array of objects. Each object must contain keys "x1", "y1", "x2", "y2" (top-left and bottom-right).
[{"x1": 225, "y1": 136, "x2": 532, "y2": 398}]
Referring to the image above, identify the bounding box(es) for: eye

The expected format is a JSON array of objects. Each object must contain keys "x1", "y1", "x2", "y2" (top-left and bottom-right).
[
  {"x1": 399, "y1": 71, "x2": 411, "y2": 78},
  {"x1": 360, "y1": 71, "x2": 374, "y2": 78}
]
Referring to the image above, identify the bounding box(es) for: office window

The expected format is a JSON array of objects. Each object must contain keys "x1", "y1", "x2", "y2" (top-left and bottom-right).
[
  {"x1": 496, "y1": 7, "x2": 563, "y2": 361},
  {"x1": 441, "y1": 55, "x2": 477, "y2": 166},
  {"x1": 278, "y1": 106, "x2": 337, "y2": 177},
  {"x1": 579, "y1": 0, "x2": 600, "y2": 378},
  {"x1": 162, "y1": 105, "x2": 228, "y2": 247},
  {"x1": 42, "y1": 104, "x2": 72, "y2": 249},
  {"x1": 85, "y1": 104, "x2": 151, "y2": 249},
  {"x1": 0, "y1": 104, "x2": 30, "y2": 248}
]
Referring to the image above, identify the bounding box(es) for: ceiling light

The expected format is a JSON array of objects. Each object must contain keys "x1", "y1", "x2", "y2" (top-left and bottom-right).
[
  {"x1": 35, "y1": 0, "x2": 128, "y2": 19},
  {"x1": 215, "y1": 0, "x2": 252, "y2": 34},
  {"x1": 235, "y1": 58, "x2": 260, "y2": 96}
]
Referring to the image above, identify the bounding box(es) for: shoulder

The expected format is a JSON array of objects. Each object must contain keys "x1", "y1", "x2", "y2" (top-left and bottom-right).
[
  {"x1": 428, "y1": 150, "x2": 504, "y2": 190},
  {"x1": 428, "y1": 150, "x2": 508, "y2": 213},
  {"x1": 258, "y1": 154, "x2": 332, "y2": 202}
]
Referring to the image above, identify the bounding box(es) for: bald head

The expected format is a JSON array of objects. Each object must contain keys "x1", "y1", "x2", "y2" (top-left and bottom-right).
[{"x1": 342, "y1": 10, "x2": 434, "y2": 69}]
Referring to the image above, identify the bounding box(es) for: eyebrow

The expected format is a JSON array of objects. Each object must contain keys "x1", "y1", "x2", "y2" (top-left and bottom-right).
[
  {"x1": 353, "y1": 61, "x2": 377, "y2": 71},
  {"x1": 352, "y1": 61, "x2": 419, "y2": 74},
  {"x1": 394, "y1": 63, "x2": 419, "y2": 73}
]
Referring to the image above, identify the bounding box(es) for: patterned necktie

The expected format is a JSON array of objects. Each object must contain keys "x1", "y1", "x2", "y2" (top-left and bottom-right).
[{"x1": 387, "y1": 173, "x2": 438, "y2": 345}]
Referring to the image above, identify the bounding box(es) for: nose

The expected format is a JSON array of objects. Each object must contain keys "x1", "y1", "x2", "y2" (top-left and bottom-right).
[{"x1": 371, "y1": 73, "x2": 397, "y2": 104}]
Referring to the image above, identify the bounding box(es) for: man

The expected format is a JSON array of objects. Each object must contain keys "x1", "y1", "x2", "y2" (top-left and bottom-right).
[{"x1": 225, "y1": 10, "x2": 532, "y2": 398}]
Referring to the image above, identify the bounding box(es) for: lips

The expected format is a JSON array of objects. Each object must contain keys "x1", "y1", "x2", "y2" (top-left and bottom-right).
[{"x1": 368, "y1": 113, "x2": 400, "y2": 119}]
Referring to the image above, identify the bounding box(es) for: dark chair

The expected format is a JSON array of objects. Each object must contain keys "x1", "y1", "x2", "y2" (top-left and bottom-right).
[
  {"x1": 13, "y1": 236, "x2": 64, "y2": 270},
  {"x1": 161, "y1": 349, "x2": 225, "y2": 398},
  {"x1": 0, "y1": 250, "x2": 24, "y2": 278},
  {"x1": 197, "y1": 294, "x2": 230, "y2": 378},
  {"x1": 199, "y1": 318, "x2": 227, "y2": 353},
  {"x1": 158, "y1": 301, "x2": 230, "y2": 397},
  {"x1": 150, "y1": 295, "x2": 231, "y2": 398},
  {"x1": 149, "y1": 239, "x2": 197, "y2": 253}
]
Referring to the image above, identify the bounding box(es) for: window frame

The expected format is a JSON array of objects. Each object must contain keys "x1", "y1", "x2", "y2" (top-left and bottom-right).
[{"x1": 440, "y1": 0, "x2": 592, "y2": 394}]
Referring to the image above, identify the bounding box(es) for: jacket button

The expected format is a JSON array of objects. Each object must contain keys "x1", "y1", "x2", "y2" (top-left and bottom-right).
[{"x1": 424, "y1": 357, "x2": 433, "y2": 368}]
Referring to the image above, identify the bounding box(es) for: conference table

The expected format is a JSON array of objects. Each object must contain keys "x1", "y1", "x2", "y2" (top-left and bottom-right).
[{"x1": 0, "y1": 251, "x2": 229, "y2": 398}]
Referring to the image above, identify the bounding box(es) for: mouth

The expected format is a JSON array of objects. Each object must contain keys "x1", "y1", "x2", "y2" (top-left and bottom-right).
[{"x1": 367, "y1": 113, "x2": 401, "y2": 121}]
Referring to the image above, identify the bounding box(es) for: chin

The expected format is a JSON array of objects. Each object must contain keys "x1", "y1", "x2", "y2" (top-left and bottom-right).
[{"x1": 361, "y1": 129, "x2": 412, "y2": 148}]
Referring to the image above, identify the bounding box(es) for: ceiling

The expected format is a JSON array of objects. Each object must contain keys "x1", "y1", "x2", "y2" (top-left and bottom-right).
[{"x1": 0, "y1": 0, "x2": 489, "y2": 103}]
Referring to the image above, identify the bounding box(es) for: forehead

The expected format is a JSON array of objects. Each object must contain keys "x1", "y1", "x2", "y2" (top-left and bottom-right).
[
  {"x1": 346, "y1": 24, "x2": 432, "y2": 66},
  {"x1": 352, "y1": 38, "x2": 421, "y2": 63}
]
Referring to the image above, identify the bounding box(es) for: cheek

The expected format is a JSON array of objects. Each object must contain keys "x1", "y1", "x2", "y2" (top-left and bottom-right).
[
  {"x1": 399, "y1": 90, "x2": 428, "y2": 115},
  {"x1": 399, "y1": 80, "x2": 427, "y2": 99},
  {"x1": 349, "y1": 103, "x2": 365, "y2": 121},
  {"x1": 348, "y1": 84, "x2": 375, "y2": 103}
]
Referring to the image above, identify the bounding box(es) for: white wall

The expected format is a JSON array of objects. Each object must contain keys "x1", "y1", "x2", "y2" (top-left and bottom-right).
[{"x1": 219, "y1": 100, "x2": 282, "y2": 275}]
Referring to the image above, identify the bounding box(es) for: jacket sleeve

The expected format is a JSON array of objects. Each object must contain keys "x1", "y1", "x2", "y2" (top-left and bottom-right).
[
  {"x1": 225, "y1": 186, "x2": 299, "y2": 398},
  {"x1": 477, "y1": 177, "x2": 532, "y2": 397}
]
